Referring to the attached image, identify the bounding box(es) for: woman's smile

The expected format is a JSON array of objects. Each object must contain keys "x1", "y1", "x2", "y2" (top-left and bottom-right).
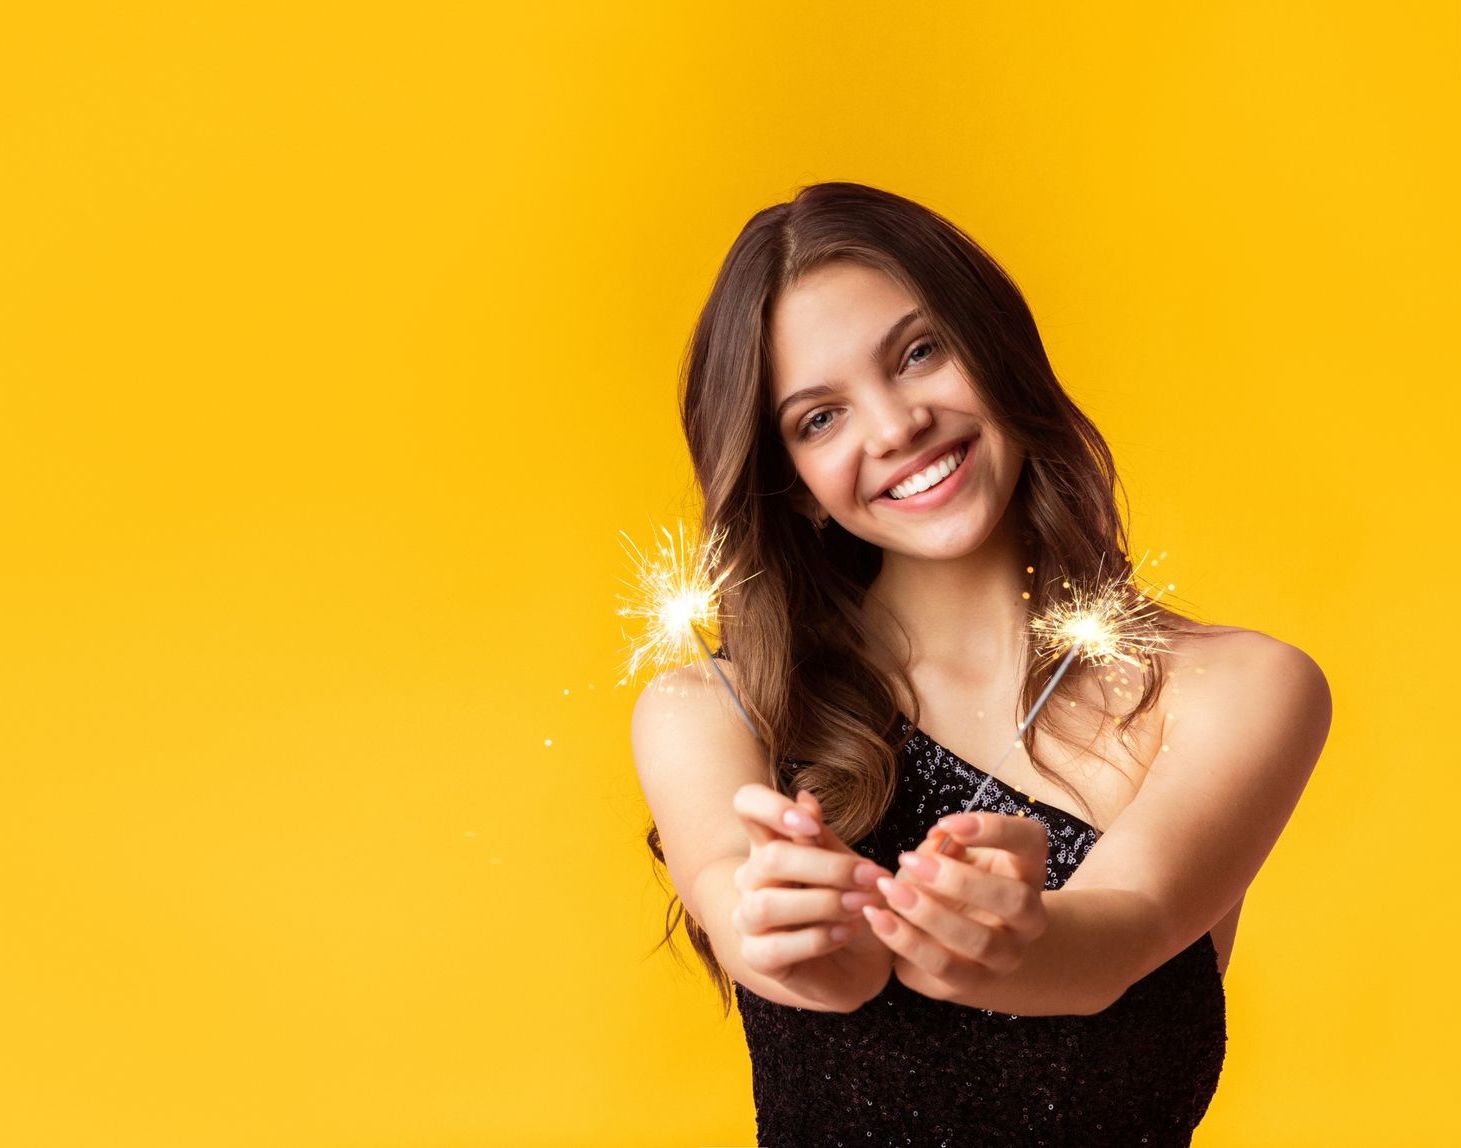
[{"x1": 874, "y1": 435, "x2": 978, "y2": 512}]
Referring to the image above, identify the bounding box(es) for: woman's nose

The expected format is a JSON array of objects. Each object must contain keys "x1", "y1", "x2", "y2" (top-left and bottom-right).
[{"x1": 865, "y1": 397, "x2": 932, "y2": 455}]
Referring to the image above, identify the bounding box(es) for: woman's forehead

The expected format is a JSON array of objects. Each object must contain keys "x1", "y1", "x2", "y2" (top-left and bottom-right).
[{"x1": 767, "y1": 270, "x2": 924, "y2": 397}]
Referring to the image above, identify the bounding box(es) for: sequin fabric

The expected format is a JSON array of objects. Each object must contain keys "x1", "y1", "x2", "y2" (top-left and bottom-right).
[{"x1": 717, "y1": 651, "x2": 1227, "y2": 1146}]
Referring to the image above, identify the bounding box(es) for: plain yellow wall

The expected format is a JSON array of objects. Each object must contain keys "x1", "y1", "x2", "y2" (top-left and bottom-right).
[{"x1": 1, "y1": 3, "x2": 1456, "y2": 1145}]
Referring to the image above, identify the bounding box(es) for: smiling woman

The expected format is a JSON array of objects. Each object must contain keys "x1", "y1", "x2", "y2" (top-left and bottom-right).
[{"x1": 630, "y1": 181, "x2": 1329, "y2": 1146}]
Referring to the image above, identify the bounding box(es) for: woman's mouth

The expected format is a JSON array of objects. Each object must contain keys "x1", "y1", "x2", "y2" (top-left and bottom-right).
[{"x1": 876, "y1": 437, "x2": 977, "y2": 510}]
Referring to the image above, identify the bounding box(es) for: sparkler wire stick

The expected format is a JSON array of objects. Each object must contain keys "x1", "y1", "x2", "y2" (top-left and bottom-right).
[
  {"x1": 930, "y1": 559, "x2": 1171, "y2": 857},
  {"x1": 932, "y1": 644, "x2": 1080, "y2": 858},
  {"x1": 689, "y1": 626, "x2": 759, "y2": 740}
]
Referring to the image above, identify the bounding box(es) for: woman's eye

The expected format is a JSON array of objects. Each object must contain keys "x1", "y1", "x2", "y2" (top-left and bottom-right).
[
  {"x1": 905, "y1": 337, "x2": 939, "y2": 368},
  {"x1": 794, "y1": 339, "x2": 941, "y2": 439},
  {"x1": 799, "y1": 410, "x2": 835, "y2": 438}
]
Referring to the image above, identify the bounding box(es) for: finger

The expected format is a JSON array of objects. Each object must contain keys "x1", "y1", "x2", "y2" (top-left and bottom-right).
[
  {"x1": 740, "y1": 921, "x2": 857, "y2": 976},
  {"x1": 733, "y1": 782, "x2": 822, "y2": 846},
  {"x1": 792, "y1": 788, "x2": 827, "y2": 847},
  {"x1": 794, "y1": 789, "x2": 863, "y2": 858},
  {"x1": 733, "y1": 885, "x2": 878, "y2": 933},
  {"x1": 740, "y1": 886, "x2": 875, "y2": 932},
  {"x1": 935, "y1": 811, "x2": 1048, "y2": 854},
  {"x1": 748, "y1": 836, "x2": 893, "y2": 892},
  {"x1": 918, "y1": 827, "x2": 956, "y2": 856},
  {"x1": 865, "y1": 880, "x2": 1021, "y2": 978},
  {"x1": 895, "y1": 849, "x2": 1043, "y2": 933},
  {"x1": 932, "y1": 812, "x2": 1050, "y2": 884},
  {"x1": 776, "y1": 790, "x2": 832, "y2": 879},
  {"x1": 860, "y1": 900, "x2": 983, "y2": 987}
]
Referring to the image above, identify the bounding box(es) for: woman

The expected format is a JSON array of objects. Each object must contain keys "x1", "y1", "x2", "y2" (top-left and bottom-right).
[{"x1": 631, "y1": 181, "x2": 1330, "y2": 1146}]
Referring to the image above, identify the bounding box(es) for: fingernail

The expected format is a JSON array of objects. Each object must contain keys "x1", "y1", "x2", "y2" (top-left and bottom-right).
[
  {"x1": 841, "y1": 890, "x2": 877, "y2": 912},
  {"x1": 853, "y1": 862, "x2": 885, "y2": 887},
  {"x1": 783, "y1": 810, "x2": 818, "y2": 835},
  {"x1": 864, "y1": 905, "x2": 896, "y2": 935},
  {"x1": 898, "y1": 852, "x2": 937, "y2": 879},
  {"x1": 877, "y1": 875, "x2": 917, "y2": 908},
  {"x1": 829, "y1": 924, "x2": 851, "y2": 942}
]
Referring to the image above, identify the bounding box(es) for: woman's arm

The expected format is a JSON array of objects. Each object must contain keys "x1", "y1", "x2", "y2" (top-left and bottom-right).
[
  {"x1": 632, "y1": 665, "x2": 893, "y2": 1014},
  {"x1": 936, "y1": 885, "x2": 1165, "y2": 1016},
  {"x1": 1066, "y1": 634, "x2": 1330, "y2": 993},
  {"x1": 883, "y1": 632, "x2": 1331, "y2": 1015}
]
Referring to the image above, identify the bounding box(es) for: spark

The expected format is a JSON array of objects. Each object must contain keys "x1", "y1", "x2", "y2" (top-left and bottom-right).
[
  {"x1": 1028, "y1": 569, "x2": 1170, "y2": 671},
  {"x1": 614, "y1": 519, "x2": 761, "y2": 736},
  {"x1": 932, "y1": 562, "x2": 1174, "y2": 857}
]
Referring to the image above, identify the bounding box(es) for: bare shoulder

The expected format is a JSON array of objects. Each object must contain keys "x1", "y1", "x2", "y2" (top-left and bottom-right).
[
  {"x1": 1158, "y1": 616, "x2": 1332, "y2": 758},
  {"x1": 630, "y1": 657, "x2": 750, "y2": 754},
  {"x1": 1151, "y1": 616, "x2": 1338, "y2": 794}
]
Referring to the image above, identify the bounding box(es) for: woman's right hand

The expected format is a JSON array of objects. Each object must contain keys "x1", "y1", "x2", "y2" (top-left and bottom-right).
[{"x1": 730, "y1": 782, "x2": 896, "y2": 1010}]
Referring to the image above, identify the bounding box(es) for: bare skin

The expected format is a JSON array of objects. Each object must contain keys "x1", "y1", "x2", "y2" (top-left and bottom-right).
[
  {"x1": 860, "y1": 614, "x2": 1249, "y2": 980},
  {"x1": 764, "y1": 260, "x2": 1305, "y2": 985}
]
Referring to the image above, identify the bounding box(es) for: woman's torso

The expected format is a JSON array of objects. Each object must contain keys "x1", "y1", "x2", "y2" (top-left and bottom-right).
[
  {"x1": 734, "y1": 718, "x2": 1229, "y2": 1146},
  {"x1": 872, "y1": 617, "x2": 1246, "y2": 975},
  {"x1": 722, "y1": 621, "x2": 1234, "y2": 1144}
]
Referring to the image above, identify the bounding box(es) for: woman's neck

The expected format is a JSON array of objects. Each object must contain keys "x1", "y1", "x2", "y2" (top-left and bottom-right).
[{"x1": 863, "y1": 511, "x2": 1031, "y2": 689}]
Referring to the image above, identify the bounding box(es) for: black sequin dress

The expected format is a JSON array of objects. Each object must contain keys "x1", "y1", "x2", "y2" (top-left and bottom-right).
[{"x1": 713, "y1": 649, "x2": 1227, "y2": 1147}]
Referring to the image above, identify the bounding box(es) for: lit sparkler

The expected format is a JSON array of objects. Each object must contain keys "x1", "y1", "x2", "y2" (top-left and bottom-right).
[
  {"x1": 616, "y1": 523, "x2": 1178, "y2": 854},
  {"x1": 931, "y1": 559, "x2": 1173, "y2": 857},
  {"x1": 615, "y1": 520, "x2": 761, "y2": 738}
]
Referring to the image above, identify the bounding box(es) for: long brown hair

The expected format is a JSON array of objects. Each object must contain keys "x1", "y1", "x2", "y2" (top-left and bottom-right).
[{"x1": 644, "y1": 181, "x2": 1199, "y2": 1015}]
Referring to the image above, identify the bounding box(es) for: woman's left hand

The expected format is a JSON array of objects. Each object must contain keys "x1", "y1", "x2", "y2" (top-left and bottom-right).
[{"x1": 861, "y1": 811, "x2": 1050, "y2": 1002}]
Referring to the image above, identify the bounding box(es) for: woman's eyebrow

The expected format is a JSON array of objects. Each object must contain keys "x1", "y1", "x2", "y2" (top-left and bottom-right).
[{"x1": 774, "y1": 308, "x2": 923, "y2": 423}]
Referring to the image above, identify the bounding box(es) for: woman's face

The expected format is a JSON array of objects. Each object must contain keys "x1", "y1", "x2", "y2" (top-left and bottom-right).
[{"x1": 767, "y1": 260, "x2": 1024, "y2": 560}]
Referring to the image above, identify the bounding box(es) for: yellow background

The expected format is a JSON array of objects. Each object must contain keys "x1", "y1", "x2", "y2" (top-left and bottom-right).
[{"x1": 1, "y1": 3, "x2": 1455, "y2": 1145}]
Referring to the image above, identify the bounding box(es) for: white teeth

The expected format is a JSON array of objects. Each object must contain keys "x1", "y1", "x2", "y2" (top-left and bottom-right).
[{"x1": 888, "y1": 444, "x2": 967, "y2": 500}]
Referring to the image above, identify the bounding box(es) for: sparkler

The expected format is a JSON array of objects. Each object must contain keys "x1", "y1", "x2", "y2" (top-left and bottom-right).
[
  {"x1": 615, "y1": 520, "x2": 761, "y2": 739},
  {"x1": 616, "y1": 522, "x2": 1177, "y2": 857},
  {"x1": 931, "y1": 558, "x2": 1173, "y2": 857}
]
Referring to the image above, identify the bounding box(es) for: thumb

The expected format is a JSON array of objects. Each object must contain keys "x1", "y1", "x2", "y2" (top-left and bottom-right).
[
  {"x1": 797, "y1": 789, "x2": 857, "y2": 855},
  {"x1": 919, "y1": 824, "x2": 958, "y2": 856},
  {"x1": 795, "y1": 789, "x2": 826, "y2": 843},
  {"x1": 797, "y1": 789, "x2": 821, "y2": 817}
]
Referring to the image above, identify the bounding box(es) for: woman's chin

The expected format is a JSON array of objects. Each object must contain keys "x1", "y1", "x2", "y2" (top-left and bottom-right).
[{"x1": 880, "y1": 522, "x2": 992, "y2": 561}]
